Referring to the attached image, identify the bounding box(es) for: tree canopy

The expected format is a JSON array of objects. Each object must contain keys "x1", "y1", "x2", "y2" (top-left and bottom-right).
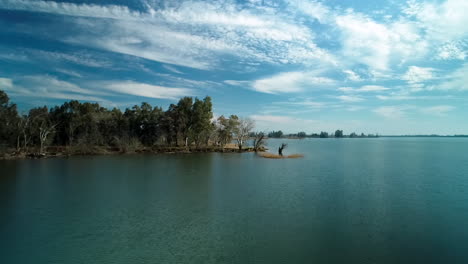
[{"x1": 0, "y1": 90, "x2": 257, "y2": 154}]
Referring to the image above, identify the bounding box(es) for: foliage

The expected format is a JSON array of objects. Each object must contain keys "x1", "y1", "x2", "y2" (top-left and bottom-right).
[
  {"x1": 268, "y1": 130, "x2": 283, "y2": 138},
  {"x1": 297, "y1": 132, "x2": 307, "y2": 138},
  {"x1": 334, "y1": 130, "x2": 344, "y2": 138},
  {"x1": 319, "y1": 131, "x2": 329, "y2": 138},
  {"x1": 0, "y1": 90, "x2": 253, "y2": 154}
]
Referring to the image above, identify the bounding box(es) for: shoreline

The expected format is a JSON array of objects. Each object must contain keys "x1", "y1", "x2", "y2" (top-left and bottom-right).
[{"x1": 0, "y1": 146, "x2": 267, "y2": 161}]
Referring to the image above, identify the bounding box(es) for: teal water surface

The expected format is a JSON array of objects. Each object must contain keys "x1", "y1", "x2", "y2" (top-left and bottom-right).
[{"x1": 1, "y1": 138, "x2": 468, "y2": 263}]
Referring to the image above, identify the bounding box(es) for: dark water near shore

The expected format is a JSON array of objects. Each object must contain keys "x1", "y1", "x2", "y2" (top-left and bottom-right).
[{"x1": 1, "y1": 138, "x2": 468, "y2": 263}]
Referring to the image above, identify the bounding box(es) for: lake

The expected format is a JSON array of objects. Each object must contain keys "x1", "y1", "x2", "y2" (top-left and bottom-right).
[{"x1": 1, "y1": 138, "x2": 468, "y2": 263}]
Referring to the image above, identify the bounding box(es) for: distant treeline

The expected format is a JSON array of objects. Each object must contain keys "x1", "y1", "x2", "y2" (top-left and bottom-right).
[
  {"x1": 383, "y1": 135, "x2": 468, "y2": 137},
  {"x1": 0, "y1": 90, "x2": 259, "y2": 155},
  {"x1": 265, "y1": 130, "x2": 379, "y2": 138}
]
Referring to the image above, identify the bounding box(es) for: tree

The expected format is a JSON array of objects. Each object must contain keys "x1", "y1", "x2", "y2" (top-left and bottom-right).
[
  {"x1": 268, "y1": 130, "x2": 283, "y2": 138},
  {"x1": 252, "y1": 132, "x2": 265, "y2": 152},
  {"x1": 175, "y1": 97, "x2": 193, "y2": 147},
  {"x1": 350, "y1": 132, "x2": 357, "y2": 138},
  {"x1": 216, "y1": 115, "x2": 238, "y2": 150},
  {"x1": 233, "y1": 117, "x2": 254, "y2": 151},
  {"x1": 319, "y1": 131, "x2": 329, "y2": 138},
  {"x1": 28, "y1": 106, "x2": 54, "y2": 153},
  {"x1": 0, "y1": 90, "x2": 20, "y2": 149},
  {"x1": 297, "y1": 131, "x2": 307, "y2": 138},
  {"x1": 334, "y1": 130, "x2": 344, "y2": 138},
  {"x1": 1, "y1": 90, "x2": 273, "y2": 155},
  {"x1": 278, "y1": 143, "x2": 287, "y2": 156},
  {"x1": 190, "y1": 97, "x2": 213, "y2": 148}
]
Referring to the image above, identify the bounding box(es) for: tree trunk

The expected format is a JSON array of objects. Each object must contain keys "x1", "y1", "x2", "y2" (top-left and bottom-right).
[{"x1": 278, "y1": 143, "x2": 287, "y2": 156}]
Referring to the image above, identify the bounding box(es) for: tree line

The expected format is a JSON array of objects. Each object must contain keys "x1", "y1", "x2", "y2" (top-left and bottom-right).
[
  {"x1": 267, "y1": 130, "x2": 379, "y2": 138},
  {"x1": 0, "y1": 90, "x2": 260, "y2": 155}
]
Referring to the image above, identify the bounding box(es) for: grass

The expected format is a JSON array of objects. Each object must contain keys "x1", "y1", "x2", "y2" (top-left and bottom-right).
[{"x1": 258, "y1": 152, "x2": 304, "y2": 159}]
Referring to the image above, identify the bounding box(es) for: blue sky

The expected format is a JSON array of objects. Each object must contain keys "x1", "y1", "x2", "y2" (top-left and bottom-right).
[{"x1": 0, "y1": 0, "x2": 467, "y2": 135}]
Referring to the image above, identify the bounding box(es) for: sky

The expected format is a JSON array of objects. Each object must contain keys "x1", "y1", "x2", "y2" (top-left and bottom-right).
[{"x1": 0, "y1": 0, "x2": 467, "y2": 135}]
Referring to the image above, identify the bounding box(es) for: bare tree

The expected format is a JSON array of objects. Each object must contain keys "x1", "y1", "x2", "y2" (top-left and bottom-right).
[
  {"x1": 234, "y1": 118, "x2": 254, "y2": 151},
  {"x1": 39, "y1": 122, "x2": 57, "y2": 154},
  {"x1": 19, "y1": 115, "x2": 32, "y2": 152},
  {"x1": 278, "y1": 143, "x2": 287, "y2": 156},
  {"x1": 253, "y1": 132, "x2": 266, "y2": 152}
]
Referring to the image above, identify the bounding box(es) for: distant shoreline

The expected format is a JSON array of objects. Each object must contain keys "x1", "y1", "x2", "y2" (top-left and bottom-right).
[
  {"x1": 273, "y1": 135, "x2": 468, "y2": 139},
  {"x1": 0, "y1": 145, "x2": 266, "y2": 161}
]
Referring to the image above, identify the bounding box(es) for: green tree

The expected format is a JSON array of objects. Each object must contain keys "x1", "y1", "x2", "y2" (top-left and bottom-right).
[
  {"x1": 320, "y1": 131, "x2": 329, "y2": 138},
  {"x1": 0, "y1": 90, "x2": 20, "y2": 149},
  {"x1": 176, "y1": 97, "x2": 193, "y2": 147},
  {"x1": 268, "y1": 130, "x2": 283, "y2": 138},
  {"x1": 297, "y1": 132, "x2": 307, "y2": 138},
  {"x1": 190, "y1": 97, "x2": 213, "y2": 148},
  {"x1": 334, "y1": 130, "x2": 344, "y2": 138}
]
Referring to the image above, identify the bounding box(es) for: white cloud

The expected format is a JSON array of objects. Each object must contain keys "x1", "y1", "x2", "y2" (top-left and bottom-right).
[
  {"x1": 402, "y1": 66, "x2": 435, "y2": 84},
  {"x1": 2, "y1": 75, "x2": 108, "y2": 102},
  {"x1": 436, "y1": 42, "x2": 466, "y2": 60},
  {"x1": 162, "y1": 65, "x2": 183, "y2": 74},
  {"x1": 287, "y1": 0, "x2": 331, "y2": 23},
  {"x1": 373, "y1": 105, "x2": 413, "y2": 119},
  {"x1": 436, "y1": 63, "x2": 468, "y2": 90},
  {"x1": 281, "y1": 100, "x2": 326, "y2": 109},
  {"x1": 0, "y1": 0, "x2": 141, "y2": 20},
  {"x1": 102, "y1": 81, "x2": 194, "y2": 100},
  {"x1": 403, "y1": 0, "x2": 468, "y2": 42},
  {"x1": 1, "y1": 75, "x2": 193, "y2": 101},
  {"x1": 377, "y1": 95, "x2": 421, "y2": 101},
  {"x1": 250, "y1": 114, "x2": 317, "y2": 132},
  {"x1": 338, "y1": 85, "x2": 389, "y2": 93},
  {"x1": 54, "y1": 69, "x2": 82, "y2": 78},
  {"x1": 224, "y1": 80, "x2": 251, "y2": 86},
  {"x1": 373, "y1": 104, "x2": 452, "y2": 118},
  {"x1": 420, "y1": 105, "x2": 455, "y2": 116},
  {"x1": 0, "y1": 78, "x2": 13, "y2": 89},
  {"x1": 335, "y1": 12, "x2": 427, "y2": 71},
  {"x1": 2, "y1": 0, "x2": 335, "y2": 70},
  {"x1": 343, "y1": 70, "x2": 362, "y2": 81},
  {"x1": 337, "y1": 95, "x2": 364, "y2": 102},
  {"x1": 252, "y1": 71, "x2": 335, "y2": 94}
]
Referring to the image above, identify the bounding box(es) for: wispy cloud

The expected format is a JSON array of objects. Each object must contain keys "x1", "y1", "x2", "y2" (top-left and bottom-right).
[
  {"x1": 343, "y1": 70, "x2": 362, "y2": 81},
  {"x1": 2, "y1": 75, "x2": 193, "y2": 102},
  {"x1": 1, "y1": 0, "x2": 338, "y2": 70},
  {"x1": 252, "y1": 71, "x2": 335, "y2": 94},
  {"x1": 420, "y1": 105, "x2": 455, "y2": 116},
  {"x1": 436, "y1": 63, "x2": 468, "y2": 91},
  {"x1": 402, "y1": 66, "x2": 435, "y2": 84},
  {"x1": 337, "y1": 95, "x2": 364, "y2": 102},
  {"x1": 0, "y1": 77, "x2": 13, "y2": 89},
  {"x1": 339, "y1": 85, "x2": 389, "y2": 93},
  {"x1": 0, "y1": 0, "x2": 142, "y2": 20},
  {"x1": 335, "y1": 12, "x2": 427, "y2": 71},
  {"x1": 162, "y1": 65, "x2": 184, "y2": 74},
  {"x1": 101, "y1": 81, "x2": 194, "y2": 100},
  {"x1": 2, "y1": 75, "x2": 108, "y2": 102},
  {"x1": 403, "y1": 0, "x2": 468, "y2": 42},
  {"x1": 224, "y1": 80, "x2": 251, "y2": 87},
  {"x1": 436, "y1": 42, "x2": 467, "y2": 60},
  {"x1": 373, "y1": 105, "x2": 413, "y2": 119}
]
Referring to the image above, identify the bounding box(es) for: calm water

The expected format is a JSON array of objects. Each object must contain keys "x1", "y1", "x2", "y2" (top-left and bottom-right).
[{"x1": 1, "y1": 138, "x2": 468, "y2": 263}]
